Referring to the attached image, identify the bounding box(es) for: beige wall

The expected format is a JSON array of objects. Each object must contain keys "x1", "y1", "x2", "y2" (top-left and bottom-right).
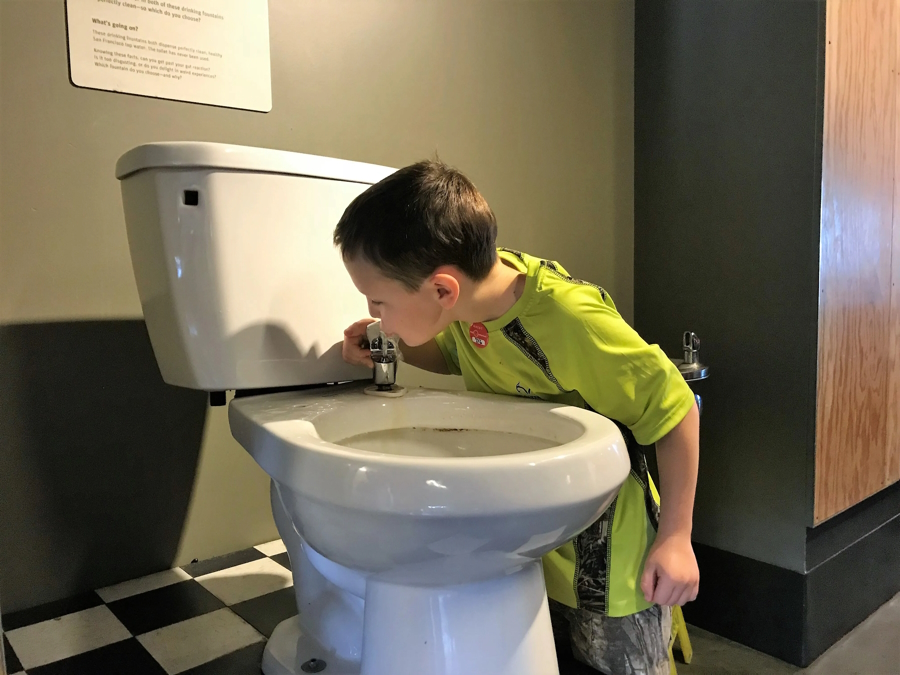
[{"x1": 0, "y1": 0, "x2": 634, "y2": 605}]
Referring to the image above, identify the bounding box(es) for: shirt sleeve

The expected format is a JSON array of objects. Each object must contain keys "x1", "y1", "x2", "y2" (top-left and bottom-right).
[
  {"x1": 434, "y1": 327, "x2": 462, "y2": 376},
  {"x1": 552, "y1": 290, "x2": 695, "y2": 446}
]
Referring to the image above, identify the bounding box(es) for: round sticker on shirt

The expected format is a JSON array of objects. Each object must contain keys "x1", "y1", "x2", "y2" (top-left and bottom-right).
[{"x1": 469, "y1": 322, "x2": 489, "y2": 348}]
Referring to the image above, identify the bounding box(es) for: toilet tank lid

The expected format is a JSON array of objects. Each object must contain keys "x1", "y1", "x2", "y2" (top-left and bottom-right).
[{"x1": 115, "y1": 141, "x2": 396, "y2": 184}]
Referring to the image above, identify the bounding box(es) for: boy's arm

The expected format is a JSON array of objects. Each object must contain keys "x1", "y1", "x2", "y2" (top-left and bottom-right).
[
  {"x1": 640, "y1": 402, "x2": 701, "y2": 607},
  {"x1": 548, "y1": 287, "x2": 700, "y2": 607}
]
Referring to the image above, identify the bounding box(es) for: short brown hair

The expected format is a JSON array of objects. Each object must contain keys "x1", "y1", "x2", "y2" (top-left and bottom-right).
[{"x1": 333, "y1": 159, "x2": 498, "y2": 290}]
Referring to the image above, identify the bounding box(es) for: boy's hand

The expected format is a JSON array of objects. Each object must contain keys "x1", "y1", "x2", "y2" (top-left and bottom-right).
[
  {"x1": 343, "y1": 318, "x2": 377, "y2": 368},
  {"x1": 640, "y1": 533, "x2": 699, "y2": 606}
]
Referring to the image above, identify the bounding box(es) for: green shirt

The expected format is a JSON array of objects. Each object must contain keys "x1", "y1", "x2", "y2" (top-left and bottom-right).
[{"x1": 434, "y1": 249, "x2": 695, "y2": 616}]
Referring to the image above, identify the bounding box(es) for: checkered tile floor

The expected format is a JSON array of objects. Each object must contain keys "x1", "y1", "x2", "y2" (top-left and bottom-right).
[
  {"x1": 2, "y1": 539, "x2": 597, "y2": 675},
  {"x1": 2, "y1": 540, "x2": 298, "y2": 675}
]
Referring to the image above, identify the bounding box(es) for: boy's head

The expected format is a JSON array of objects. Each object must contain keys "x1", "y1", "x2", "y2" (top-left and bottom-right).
[{"x1": 334, "y1": 159, "x2": 498, "y2": 345}]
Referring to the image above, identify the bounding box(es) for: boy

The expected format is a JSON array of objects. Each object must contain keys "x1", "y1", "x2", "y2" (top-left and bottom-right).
[{"x1": 334, "y1": 160, "x2": 700, "y2": 675}]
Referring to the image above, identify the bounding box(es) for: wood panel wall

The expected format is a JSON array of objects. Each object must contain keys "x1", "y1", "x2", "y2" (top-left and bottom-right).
[
  {"x1": 816, "y1": 0, "x2": 899, "y2": 523},
  {"x1": 890, "y1": 10, "x2": 900, "y2": 488}
]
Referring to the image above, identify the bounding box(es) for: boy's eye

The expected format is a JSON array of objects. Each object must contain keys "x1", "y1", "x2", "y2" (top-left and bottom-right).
[{"x1": 371, "y1": 300, "x2": 384, "y2": 306}]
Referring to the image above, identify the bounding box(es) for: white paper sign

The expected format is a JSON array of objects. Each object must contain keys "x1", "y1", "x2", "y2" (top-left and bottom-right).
[{"x1": 66, "y1": 0, "x2": 272, "y2": 112}]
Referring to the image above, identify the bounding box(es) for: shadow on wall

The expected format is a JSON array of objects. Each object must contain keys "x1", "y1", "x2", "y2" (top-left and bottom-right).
[
  {"x1": 228, "y1": 323, "x2": 349, "y2": 387},
  {"x1": 0, "y1": 320, "x2": 208, "y2": 613}
]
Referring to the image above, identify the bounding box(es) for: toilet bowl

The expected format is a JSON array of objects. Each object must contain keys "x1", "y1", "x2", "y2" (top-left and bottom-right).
[
  {"x1": 116, "y1": 142, "x2": 632, "y2": 675},
  {"x1": 229, "y1": 384, "x2": 630, "y2": 675}
]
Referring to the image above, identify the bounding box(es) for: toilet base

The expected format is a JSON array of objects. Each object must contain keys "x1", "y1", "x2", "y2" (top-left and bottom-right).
[
  {"x1": 268, "y1": 481, "x2": 559, "y2": 675},
  {"x1": 361, "y1": 561, "x2": 559, "y2": 675},
  {"x1": 262, "y1": 563, "x2": 560, "y2": 675},
  {"x1": 262, "y1": 616, "x2": 361, "y2": 675}
]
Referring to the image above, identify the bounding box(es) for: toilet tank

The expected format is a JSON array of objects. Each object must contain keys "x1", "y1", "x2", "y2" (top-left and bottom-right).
[{"x1": 116, "y1": 142, "x2": 395, "y2": 391}]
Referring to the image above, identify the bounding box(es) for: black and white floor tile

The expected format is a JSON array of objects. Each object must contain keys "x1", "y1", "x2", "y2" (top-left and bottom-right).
[
  {"x1": 2, "y1": 538, "x2": 595, "y2": 675},
  {"x1": 1, "y1": 539, "x2": 297, "y2": 675}
]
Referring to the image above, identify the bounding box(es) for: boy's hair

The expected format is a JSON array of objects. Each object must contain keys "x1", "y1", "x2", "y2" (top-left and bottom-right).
[{"x1": 333, "y1": 159, "x2": 498, "y2": 290}]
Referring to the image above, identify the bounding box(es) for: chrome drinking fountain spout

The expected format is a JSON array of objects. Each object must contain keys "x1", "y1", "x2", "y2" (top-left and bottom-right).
[
  {"x1": 369, "y1": 330, "x2": 399, "y2": 391},
  {"x1": 364, "y1": 321, "x2": 405, "y2": 397}
]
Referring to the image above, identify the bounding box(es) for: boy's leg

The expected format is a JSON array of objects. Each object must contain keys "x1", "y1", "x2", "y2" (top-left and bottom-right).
[{"x1": 550, "y1": 600, "x2": 672, "y2": 675}]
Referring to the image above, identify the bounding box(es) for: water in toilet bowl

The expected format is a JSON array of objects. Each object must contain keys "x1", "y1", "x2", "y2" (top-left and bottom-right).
[{"x1": 338, "y1": 427, "x2": 557, "y2": 458}]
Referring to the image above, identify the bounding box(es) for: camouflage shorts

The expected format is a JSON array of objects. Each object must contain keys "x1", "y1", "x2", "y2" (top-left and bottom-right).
[{"x1": 550, "y1": 600, "x2": 672, "y2": 675}]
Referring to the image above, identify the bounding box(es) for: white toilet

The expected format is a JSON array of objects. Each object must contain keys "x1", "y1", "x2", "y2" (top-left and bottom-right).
[{"x1": 117, "y1": 142, "x2": 631, "y2": 675}]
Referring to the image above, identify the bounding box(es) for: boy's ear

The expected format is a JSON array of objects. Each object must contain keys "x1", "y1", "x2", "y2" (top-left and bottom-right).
[{"x1": 429, "y1": 267, "x2": 462, "y2": 309}]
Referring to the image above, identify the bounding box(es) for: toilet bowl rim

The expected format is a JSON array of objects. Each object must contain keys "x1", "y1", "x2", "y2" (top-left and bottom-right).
[{"x1": 230, "y1": 384, "x2": 624, "y2": 470}]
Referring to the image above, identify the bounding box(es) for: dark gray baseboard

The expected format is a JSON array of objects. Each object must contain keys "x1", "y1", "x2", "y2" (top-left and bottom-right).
[
  {"x1": 805, "y1": 511, "x2": 900, "y2": 663},
  {"x1": 684, "y1": 484, "x2": 900, "y2": 667},
  {"x1": 682, "y1": 542, "x2": 806, "y2": 665}
]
